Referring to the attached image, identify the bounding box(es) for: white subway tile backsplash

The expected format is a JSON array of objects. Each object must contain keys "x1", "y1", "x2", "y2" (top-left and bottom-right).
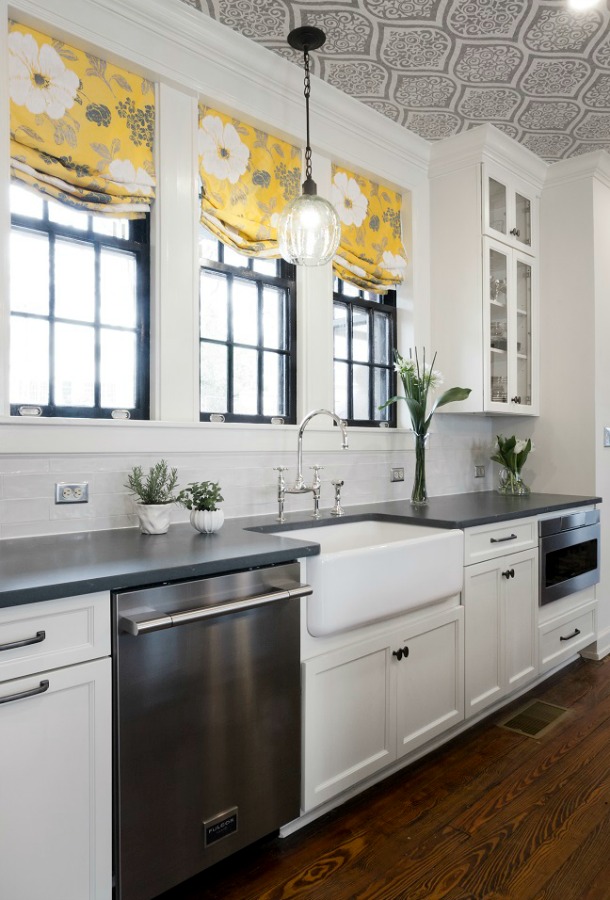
[{"x1": 0, "y1": 421, "x2": 494, "y2": 538}]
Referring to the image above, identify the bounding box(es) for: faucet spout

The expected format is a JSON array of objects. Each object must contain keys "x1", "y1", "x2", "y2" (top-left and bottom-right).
[{"x1": 294, "y1": 408, "x2": 348, "y2": 489}]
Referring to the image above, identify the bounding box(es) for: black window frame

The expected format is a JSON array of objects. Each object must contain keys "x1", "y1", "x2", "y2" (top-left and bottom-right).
[
  {"x1": 333, "y1": 279, "x2": 397, "y2": 428},
  {"x1": 9, "y1": 196, "x2": 150, "y2": 420},
  {"x1": 199, "y1": 239, "x2": 297, "y2": 425}
]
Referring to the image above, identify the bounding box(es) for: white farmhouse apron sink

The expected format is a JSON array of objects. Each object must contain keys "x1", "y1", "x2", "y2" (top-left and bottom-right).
[{"x1": 271, "y1": 519, "x2": 464, "y2": 636}]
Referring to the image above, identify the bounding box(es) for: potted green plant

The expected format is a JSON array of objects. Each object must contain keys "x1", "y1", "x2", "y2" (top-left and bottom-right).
[
  {"x1": 125, "y1": 459, "x2": 179, "y2": 534},
  {"x1": 177, "y1": 481, "x2": 224, "y2": 534}
]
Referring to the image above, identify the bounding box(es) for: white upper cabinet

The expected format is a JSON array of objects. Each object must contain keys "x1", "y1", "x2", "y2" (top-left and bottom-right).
[
  {"x1": 482, "y1": 162, "x2": 538, "y2": 255},
  {"x1": 429, "y1": 125, "x2": 545, "y2": 417}
]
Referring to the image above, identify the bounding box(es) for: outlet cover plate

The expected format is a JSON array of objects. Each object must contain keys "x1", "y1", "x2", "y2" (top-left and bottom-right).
[
  {"x1": 391, "y1": 467, "x2": 404, "y2": 483},
  {"x1": 55, "y1": 482, "x2": 89, "y2": 504}
]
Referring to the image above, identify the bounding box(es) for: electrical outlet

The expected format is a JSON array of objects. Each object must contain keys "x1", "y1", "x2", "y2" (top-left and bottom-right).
[
  {"x1": 474, "y1": 465, "x2": 485, "y2": 478},
  {"x1": 391, "y1": 467, "x2": 404, "y2": 483},
  {"x1": 604, "y1": 427, "x2": 610, "y2": 448},
  {"x1": 55, "y1": 482, "x2": 89, "y2": 504}
]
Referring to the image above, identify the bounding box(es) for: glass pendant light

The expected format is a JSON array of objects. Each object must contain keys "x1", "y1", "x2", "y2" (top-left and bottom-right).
[{"x1": 277, "y1": 26, "x2": 341, "y2": 267}]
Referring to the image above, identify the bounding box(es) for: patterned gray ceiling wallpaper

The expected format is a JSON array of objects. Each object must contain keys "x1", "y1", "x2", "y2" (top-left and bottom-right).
[{"x1": 180, "y1": 0, "x2": 610, "y2": 163}]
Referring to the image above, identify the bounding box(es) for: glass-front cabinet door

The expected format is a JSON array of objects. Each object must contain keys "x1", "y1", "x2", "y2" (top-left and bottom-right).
[
  {"x1": 484, "y1": 238, "x2": 537, "y2": 414},
  {"x1": 483, "y1": 164, "x2": 536, "y2": 255}
]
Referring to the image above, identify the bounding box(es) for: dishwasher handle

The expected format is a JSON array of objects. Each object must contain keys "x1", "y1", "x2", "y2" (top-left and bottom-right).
[{"x1": 119, "y1": 582, "x2": 312, "y2": 636}]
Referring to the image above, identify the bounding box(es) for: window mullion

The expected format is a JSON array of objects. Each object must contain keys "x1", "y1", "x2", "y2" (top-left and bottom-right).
[
  {"x1": 227, "y1": 273, "x2": 234, "y2": 415},
  {"x1": 94, "y1": 238, "x2": 102, "y2": 410},
  {"x1": 48, "y1": 230, "x2": 56, "y2": 411},
  {"x1": 257, "y1": 280, "x2": 264, "y2": 417}
]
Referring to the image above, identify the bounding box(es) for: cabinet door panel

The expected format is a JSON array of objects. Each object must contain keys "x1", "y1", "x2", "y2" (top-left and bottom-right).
[
  {"x1": 395, "y1": 613, "x2": 464, "y2": 757},
  {"x1": 303, "y1": 639, "x2": 395, "y2": 810},
  {"x1": 0, "y1": 658, "x2": 111, "y2": 900},
  {"x1": 505, "y1": 550, "x2": 538, "y2": 691},
  {"x1": 464, "y1": 563, "x2": 502, "y2": 716}
]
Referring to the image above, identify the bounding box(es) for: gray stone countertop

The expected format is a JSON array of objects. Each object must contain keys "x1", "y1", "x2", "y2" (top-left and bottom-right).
[{"x1": 0, "y1": 491, "x2": 600, "y2": 608}]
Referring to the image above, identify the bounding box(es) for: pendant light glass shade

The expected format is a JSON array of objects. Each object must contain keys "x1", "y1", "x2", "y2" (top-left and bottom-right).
[
  {"x1": 279, "y1": 26, "x2": 341, "y2": 267},
  {"x1": 278, "y1": 182, "x2": 341, "y2": 266}
]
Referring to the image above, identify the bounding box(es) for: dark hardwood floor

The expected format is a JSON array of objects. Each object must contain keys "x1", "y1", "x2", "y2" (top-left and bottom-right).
[{"x1": 158, "y1": 655, "x2": 610, "y2": 900}]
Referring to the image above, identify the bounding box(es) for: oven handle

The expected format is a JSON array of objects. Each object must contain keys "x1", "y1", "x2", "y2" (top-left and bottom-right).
[{"x1": 119, "y1": 583, "x2": 312, "y2": 635}]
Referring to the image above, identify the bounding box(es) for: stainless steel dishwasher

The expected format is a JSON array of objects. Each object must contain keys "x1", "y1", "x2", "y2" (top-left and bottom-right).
[{"x1": 113, "y1": 562, "x2": 310, "y2": 900}]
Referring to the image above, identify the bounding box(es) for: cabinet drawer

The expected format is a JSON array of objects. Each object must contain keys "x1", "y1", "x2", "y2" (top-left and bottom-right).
[
  {"x1": 539, "y1": 602, "x2": 597, "y2": 673},
  {"x1": 464, "y1": 518, "x2": 537, "y2": 565},
  {"x1": 0, "y1": 592, "x2": 110, "y2": 682}
]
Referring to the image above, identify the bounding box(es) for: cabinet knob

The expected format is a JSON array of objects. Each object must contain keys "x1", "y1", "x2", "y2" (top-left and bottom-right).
[
  {"x1": 511, "y1": 396, "x2": 522, "y2": 404},
  {"x1": 392, "y1": 646, "x2": 409, "y2": 661},
  {"x1": 510, "y1": 228, "x2": 520, "y2": 237},
  {"x1": 502, "y1": 568, "x2": 515, "y2": 579}
]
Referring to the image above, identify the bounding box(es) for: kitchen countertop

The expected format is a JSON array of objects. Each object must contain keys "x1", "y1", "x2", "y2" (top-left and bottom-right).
[{"x1": 0, "y1": 491, "x2": 600, "y2": 608}]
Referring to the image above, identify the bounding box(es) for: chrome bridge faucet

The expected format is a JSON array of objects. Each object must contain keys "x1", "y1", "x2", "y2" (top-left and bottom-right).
[{"x1": 274, "y1": 409, "x2": 348, "y2": 522}]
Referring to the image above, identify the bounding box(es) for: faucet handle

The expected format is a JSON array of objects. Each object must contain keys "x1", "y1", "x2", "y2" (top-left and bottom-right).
[
  {"x1": 273, "y1": 466, "x2": 288, "y2": 471},
  {"x1": 309, "y1": 465, "x2": 324, "y2": 488},
  {"x1": 330, "y1": 479, "x2": 345, "y2": 517}
]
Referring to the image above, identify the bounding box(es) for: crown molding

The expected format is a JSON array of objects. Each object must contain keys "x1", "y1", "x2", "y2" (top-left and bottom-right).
[
  {"x1": 8, "y1": 0, "x2": 430, "y2": 188},
  {"x1": 428, "y1": 123, "x2": 547, "y2": 188},
  {"x1": 544, "y1": 150, "x2": 610, "y2": 192}
]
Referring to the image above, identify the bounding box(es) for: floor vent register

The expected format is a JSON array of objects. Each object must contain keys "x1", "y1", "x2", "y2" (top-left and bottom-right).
[{"x1": 498, "y1": 700, "x2": 569, "y2": 738}]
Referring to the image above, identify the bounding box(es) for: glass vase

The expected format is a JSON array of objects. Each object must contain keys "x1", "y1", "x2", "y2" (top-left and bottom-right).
[
  {"x1": 411, "y1": 432, "x2": 428, "y2": 505},
  {"x1": 497, "y1": 468, "x2": 530, "y2": 496}
]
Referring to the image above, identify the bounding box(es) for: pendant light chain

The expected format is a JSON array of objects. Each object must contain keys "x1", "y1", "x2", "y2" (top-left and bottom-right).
[
  {"x1": 277, "y1": 24, "x2": 341, "y2": 266},
  {"x1": 303, "y1": 48, "x2": 312, "y2": 182}
]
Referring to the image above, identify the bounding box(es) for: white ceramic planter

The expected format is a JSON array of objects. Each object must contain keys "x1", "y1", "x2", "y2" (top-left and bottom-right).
[
  {"x1": 190, "y1": 509, "x2": 224, "y2": 534},
  {"x1": 136, "y1": 503, "x2": 172, "y2": 534}
]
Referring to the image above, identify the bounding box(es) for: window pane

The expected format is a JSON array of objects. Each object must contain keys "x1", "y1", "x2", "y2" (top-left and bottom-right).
[
  {"x1": 353, "y1": 364, "x2": 370, "y2": 419},
  {"x1": 201, "y1": 342, "x2": 227, "y2": 412},
  {"x1": 54, "y1": 322, "x2": 95, "y2": 406},
  {"x1": 233, "y1": 347, "x2": 258, "y2": 414},
  {"x1": 93, "y1": 216, "x2": 129, "y2": 239},
  {"x1": 10, "y1": 230, "x2": 49, "y2": 315},
  {"x1": 10, "y1": 183, "x2": 43, "y2": 218},
  {"x1": 352, "y1": 308, "x2": 369, "y2": 362},
  {"x1": 263, "y1": 352, "x2": 285, "y2": 416},
  {"x1": 333, "y1": 303, "x2": 348, "y2": 359},
  {"x1": 263, "y1": 286, "x2": 284, "y2": 350},
  {"x1": 10, "y1": 317, "x2": 49, "y2": 404},
  {"x1": 373, "y1": 312, "x2": 390, "y2": 364},
  {"x1": 55, "y1": 238, "x2": 95, "y2": 322},
  {"x1": 48, "y1": 198, "x2": 89, "y2": 230},
  {"x1": 100, "y1": 329, "x2": 136, "y2": 408},
  {"x1": 198, "y1": 229, "x2": 219, "y2": 263},
  {"x1": 100, "y1": 249, "x2": 137, "y2": 327},
  {"x1": 232, "y1": 278, "x2": 258, "y2": 346},
  {"x1": 200, "y1": 271, "x2": 228, "y2": 341},
  {"x1": 252, "y1": 257, "x2": 277, "y2": 276},
  {"x1": 223, "y1": 245, "x2": 248, "y2": 269},
  {"x1": 373, "y1": 368, "x2": 391, "y2": 421},
  {"x1": 334, "y1": 361, "x2": 348, "y2": 420},
  {"x1": 342, "y1": 281, "x2": 360, "y2": 298}
]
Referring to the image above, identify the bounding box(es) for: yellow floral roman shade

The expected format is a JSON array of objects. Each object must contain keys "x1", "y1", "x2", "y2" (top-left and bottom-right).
[
  {"x1": 198, "y1": 104, "x2": 301, "y2": 257},
  {"x1": 8, "y1": 21, "x2": 155, "y2": 216},
  {"x1": 331, "y1": 164, "x2": 408, "y2": 293}
]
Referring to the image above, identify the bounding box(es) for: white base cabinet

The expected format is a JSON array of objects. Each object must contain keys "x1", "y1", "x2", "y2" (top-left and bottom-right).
[
  {"x1": 464, "y1": 542, "x2": 538, "y2": 718},
  {"x1": 302, "y1": 606, "x2": 464, "y2": 811},
  {"x1": 0, "y1": 594, "x2": 111, "y2": 900}
]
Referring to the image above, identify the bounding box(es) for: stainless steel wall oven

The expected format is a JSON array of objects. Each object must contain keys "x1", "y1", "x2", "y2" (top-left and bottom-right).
[{"x1": 538, "y1": 509, "x2": 600, "y2": 606}]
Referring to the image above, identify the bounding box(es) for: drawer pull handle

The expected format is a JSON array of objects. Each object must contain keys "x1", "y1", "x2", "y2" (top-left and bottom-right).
[
  {"x1": 0, "y1": 630, "x2": 46, "y2": 652},
  {"x1": 559, "y1": 628, "x2": 581, "y2": 642},
  {"x1": 490, "y1": 534, "x2": 517, "y2": 543},
  {"x1": 0, "y1": 679, "x2": 49, "y2": 705}
]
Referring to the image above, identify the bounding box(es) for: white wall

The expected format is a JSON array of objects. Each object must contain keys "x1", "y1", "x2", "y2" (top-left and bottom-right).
[
  {"x1": 522, "y1": 153, "x2": 610, "y2": 656},
  {"x1": 0, "y1": 0, "x2": 494, "y2": 537}
]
